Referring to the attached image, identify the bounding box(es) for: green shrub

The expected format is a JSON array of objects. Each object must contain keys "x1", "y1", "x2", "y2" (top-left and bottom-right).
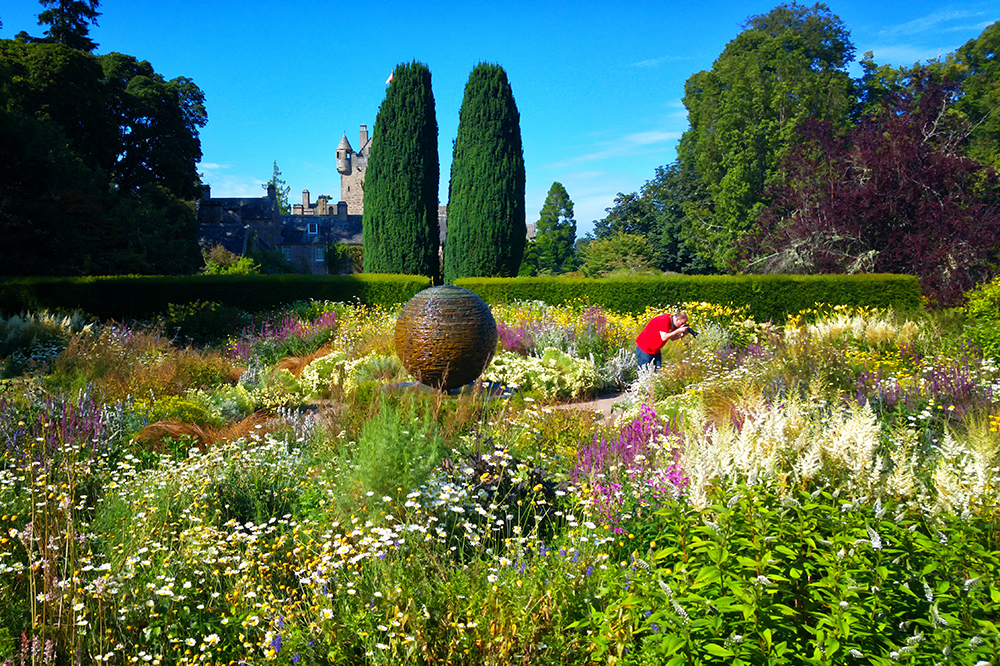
[
  {"x1": 591, "y1": 484, "x2": 1000, "y2": 665},
  {"x1": 332, "y1": 400, "x2": 447, "y2": 518},
  {"x1": 0, "y1": 274, "x2": 431, "y2": 320},
  {"x1": 457, "y1": 274, "x2": 922, "y2": 320},
  {"x1": 963, "y1": 276, "x2": 1000, "y2": 358},
  {"x1": 483, "y1": 348, "x2": 599, "y2": 401},
  {"x1": 162, "y1": 300, "x2": 249, "y2": 345},
  {"x1": 133, "y1": 394, "x2": 225, "y2": 428},
  {"x1": 327, "y1": 243, "x2": 363, "y2": 274}
]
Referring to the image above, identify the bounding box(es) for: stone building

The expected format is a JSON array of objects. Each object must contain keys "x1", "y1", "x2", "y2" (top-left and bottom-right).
[
  {"x1": 198, "y1": 125, "x2": 370, "y2": 275},
  {"x1": 197, "y1": 182, "x2": 282, "y2": 256}
]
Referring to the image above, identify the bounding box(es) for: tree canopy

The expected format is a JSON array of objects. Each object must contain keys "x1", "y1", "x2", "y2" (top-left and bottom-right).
[
  {"x1": 443, "y1": 63, "x2": 525, "y2": 284},
  {"x1": 944, "y1": 20, "x2": 1000, "y2": 170},
  {"x1": 678, "y1": 1, "x2": 856, "y2": 270},
  {"x1": 37, "y1": 0, "x2": 101, "y2": 52},
  {"x1": 0, "y1": 37, "x2": 205, "y2": 276},
  {"x1": 362, "y1": 61, "x2": 440, "y2": 279},
  {"x1": 744, "y1": 73, "x2": 1000, "y2": 305}
]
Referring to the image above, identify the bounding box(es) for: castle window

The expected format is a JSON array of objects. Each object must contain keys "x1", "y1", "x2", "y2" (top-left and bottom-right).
[
  {"x1": 307, "y1": 222, "x2": 318, "y2": 235},
  {"x1": 281, "y1": 246, "x2": 291, "y2": 259},
  {"x1": 314, "y1": 246, "x2": 325, "y2": 263}
]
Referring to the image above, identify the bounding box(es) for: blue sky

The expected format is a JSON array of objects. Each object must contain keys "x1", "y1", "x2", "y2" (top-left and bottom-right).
[{"x1": 3, "y1": 0, "x2": 998, "y2": 237}]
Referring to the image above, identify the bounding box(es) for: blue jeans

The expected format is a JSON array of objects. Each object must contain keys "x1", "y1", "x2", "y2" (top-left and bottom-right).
[{"x1": 635, "y1": 345, "x2": 661, "y2": 371}]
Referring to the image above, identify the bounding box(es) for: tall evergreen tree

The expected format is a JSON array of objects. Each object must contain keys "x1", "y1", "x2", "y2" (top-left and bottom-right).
[
  {"x1": 263, "y1": 160, "x2": 291, "y2": 214},
  {"x1": 363, "y1": 61, "x2": 440, "y2": 278},
  {"x1": 534, "y1": 182, "x2": 576, "y2": 274},
  {"x1": 443, "y1": 63, "x2": 525, "y2": 283},
  {"x1": 38, "y1": 0, "x2": 101, "y2": 53}
]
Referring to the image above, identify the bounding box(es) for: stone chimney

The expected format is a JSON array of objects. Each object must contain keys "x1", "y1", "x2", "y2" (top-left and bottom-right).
[
  {"x1": 202, "y1": 184, "x2": 211, "y2": 201},
  {"x1": 302, "y1": 189, "x2": 310, "y2": 209},
  {"x1": 360, "y1": 124, "x2": 369, "y2": 149},
  {"x1": 317, "y1": 195, "x2": 329, "y2": 216},
  {"x1": 266, "y1": 182, "x2": 276, "y2": 200}
]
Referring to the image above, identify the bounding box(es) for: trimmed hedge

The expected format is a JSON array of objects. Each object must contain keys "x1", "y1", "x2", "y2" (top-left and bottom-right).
[
  {"x1": 0, "y1": 274, "x2": 432, "y2": 320},
  {"x1": 455, "y1": 274, "x2": 922, "y2": 320}
]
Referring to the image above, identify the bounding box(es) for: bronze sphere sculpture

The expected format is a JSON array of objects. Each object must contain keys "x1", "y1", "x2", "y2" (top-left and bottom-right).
[{"x1": 394, "y1": 286, "x2": 498, "y2": 390}]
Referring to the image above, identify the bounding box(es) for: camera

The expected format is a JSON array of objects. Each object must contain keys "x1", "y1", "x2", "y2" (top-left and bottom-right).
[{"x1": 685, "y1": 326, "x2": 699, "y2": 339}]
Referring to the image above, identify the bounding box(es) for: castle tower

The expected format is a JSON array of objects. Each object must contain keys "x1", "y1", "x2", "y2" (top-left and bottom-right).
[
  {"x1": 340, "y1": 124, "x2": 370, "y2": 215},
  {"x1": 336, "y1": 135, "x2": 353, "y2": 176}
]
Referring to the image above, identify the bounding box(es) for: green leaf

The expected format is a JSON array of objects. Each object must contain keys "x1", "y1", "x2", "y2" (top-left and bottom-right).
[
  {"x1": 694, "y1": 565, "x2": 723, "y2": 587},
  {"x1": 705, "y1": 643, "x2": 735, "y2": 657}
]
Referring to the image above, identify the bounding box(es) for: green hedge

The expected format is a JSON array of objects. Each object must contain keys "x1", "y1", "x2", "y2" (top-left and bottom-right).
[
  {"x1": 0, "y1": 274, "x2": 431, "y2": 320},
  {"x1": 455, "y1": 274, "x2": 922, "y2": 320}
]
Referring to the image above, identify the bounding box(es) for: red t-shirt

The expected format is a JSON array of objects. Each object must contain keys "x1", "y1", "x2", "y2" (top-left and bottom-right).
[{"x1": 636, "y1": 313, "x2": 677, "y2": 354}]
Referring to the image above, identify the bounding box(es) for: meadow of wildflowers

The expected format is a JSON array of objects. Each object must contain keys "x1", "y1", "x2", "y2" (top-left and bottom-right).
[{"x1": 0, "y1": 296, "x2": 998, "y2": 665}]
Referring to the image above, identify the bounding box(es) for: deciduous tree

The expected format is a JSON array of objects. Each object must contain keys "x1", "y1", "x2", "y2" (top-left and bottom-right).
[
  {"x1": 678, "y1": 1, "x2": 856, "y2": 270},
  {"x1": 944, "y1": 20, "x2": 1000, "y2": 169},
  {"x1": 0, "y1": 39, "x2": 206, "y2": 275},
  {"x1": 746, "y1": 73, "x2": 1000, "y2": 305},
  {"x1": 595, "y1": 162, "x2": 713, "y2": 274},
  {"x1": 363, "y1": 61, "x2": 440, "y2": 279},
  {"x1": 578, "y1": 233, "x2": 658, "y2": 278},
  {"x1": 444, "y1": 63, "x2": 525, "y2": 283},
  {"x1": 100, "y1": 53, "x2": 207, "y2": 200}
]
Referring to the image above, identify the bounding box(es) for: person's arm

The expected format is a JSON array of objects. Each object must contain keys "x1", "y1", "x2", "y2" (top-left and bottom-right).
[{"x1": 660, "y1": 325, "x2": 688, "y2": 342}]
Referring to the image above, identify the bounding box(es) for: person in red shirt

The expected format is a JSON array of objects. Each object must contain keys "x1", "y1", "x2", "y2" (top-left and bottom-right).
[{"x1": 635, "y1": 311, "x2": 691, "y2": 371}]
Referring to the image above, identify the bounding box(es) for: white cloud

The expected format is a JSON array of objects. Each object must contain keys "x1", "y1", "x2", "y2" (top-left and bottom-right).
[
  {"x1": 630, "y1": 56, "x2": 690, "y2": 68},
  {"x1": 865, "y1": 7, "x2": 999, "y2": 66},
  {"x1": 866, "y1": 43, "x2": 957, "y2": 67},
  {"x1": 542, "y1": 128, "x2": 681, "y2": 169},
  {"x1": 198, "y1": 161, "x2": 267, "y2": 197},
  {"x1": 878, "y1": 9, "x2": 982, "y2": 37},
  {"x1": 631, "y1": 57, "x2": 669, "y2": 68}
]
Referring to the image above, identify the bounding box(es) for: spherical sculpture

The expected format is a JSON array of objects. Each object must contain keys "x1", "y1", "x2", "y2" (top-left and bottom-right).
[{"x1": 395, "y1": 286, "x2": 498, "y2": 390}]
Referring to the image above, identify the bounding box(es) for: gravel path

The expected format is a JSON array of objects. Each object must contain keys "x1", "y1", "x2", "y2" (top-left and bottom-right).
[{"x1": 554, "y1": 391, "x2": 629, "y2": 420}]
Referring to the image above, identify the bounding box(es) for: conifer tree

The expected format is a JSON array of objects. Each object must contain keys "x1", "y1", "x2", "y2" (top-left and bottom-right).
[
  {"x1": 443, "y1": 63, "x2": 525, "y2": 283},
  {"x1": 362, "y1": 61, "x2": 440, "y2": 278},
  {"x1": 263, "y1": 160, "x2": 291, "y2": 214},
  {"x1": 38, "y1": 0, "x2": 101, "y2": 53},
  {"x1": 535, "y1": 181, "x2": 577, "y2": 274}
]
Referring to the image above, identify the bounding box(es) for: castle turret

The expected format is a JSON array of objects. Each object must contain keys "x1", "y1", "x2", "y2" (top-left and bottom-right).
[{"x1": 336, "y1": 135, "x2": 353, "y2": 176}]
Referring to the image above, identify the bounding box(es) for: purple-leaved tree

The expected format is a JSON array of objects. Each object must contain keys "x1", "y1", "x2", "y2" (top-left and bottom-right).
[{"x1": 743, "y1": 72, "x2": 1000, "y2": 306}]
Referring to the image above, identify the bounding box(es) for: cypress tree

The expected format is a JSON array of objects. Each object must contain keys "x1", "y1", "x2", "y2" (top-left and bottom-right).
[
  {"x1": 362, "y1": 61, "x2": 440, "y2": 278},
  {"x1": 443, "y1": 63, "x2": 525, "y2": 283}
]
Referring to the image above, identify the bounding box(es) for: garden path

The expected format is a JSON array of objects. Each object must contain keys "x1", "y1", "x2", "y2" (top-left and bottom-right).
[{"x1": 554, "y1": 391, "x2": 628, "y2": 421}]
